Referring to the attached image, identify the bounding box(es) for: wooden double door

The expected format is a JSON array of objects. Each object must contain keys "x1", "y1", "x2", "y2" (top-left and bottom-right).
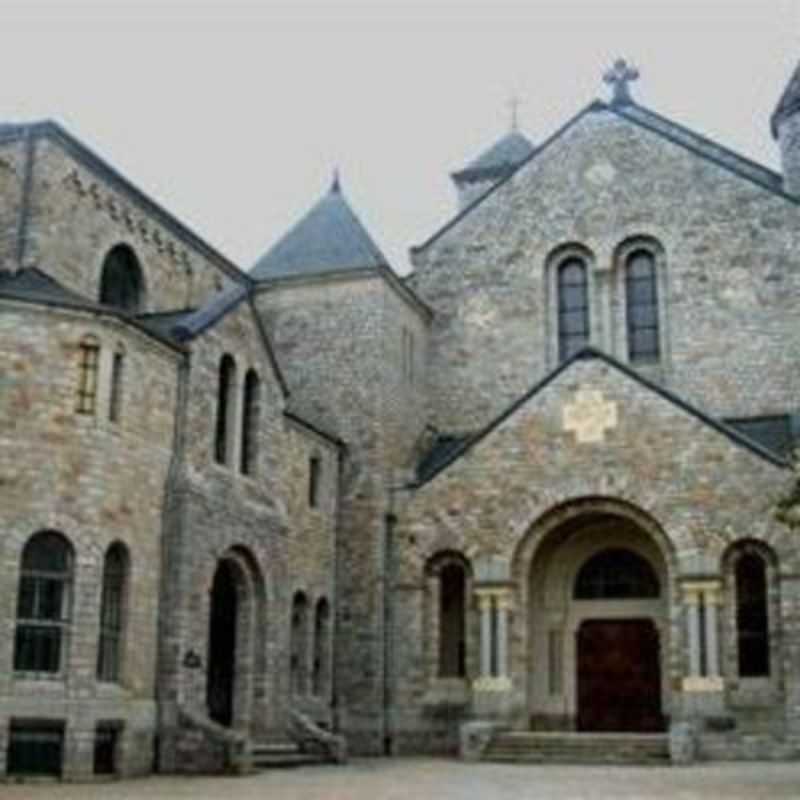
[{"x1": 576, "y1": 619, "x2": 664, "y2": 732}]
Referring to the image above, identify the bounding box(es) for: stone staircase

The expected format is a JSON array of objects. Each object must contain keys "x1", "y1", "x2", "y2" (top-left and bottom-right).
[
  {"x1": 250, "y1": 741, "x2": 328, "y2": 769},
  {"x1": 483, "y1": 732, "x2": 670, "y2": 765}
]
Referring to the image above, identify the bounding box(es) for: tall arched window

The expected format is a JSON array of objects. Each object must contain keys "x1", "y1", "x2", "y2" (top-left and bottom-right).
[
  {"x1": 15, "y1": 531, "x2": 74, "y2": 673},
  {"x1": 312, "y1": 598, "x2": 330, "y2": 696},
  {"x1": 97, "y1": 543, "x2": 129, "y2": 682},
  {"x1": 99, "y1": 244, "x2": 144, "y2": 312},
  {"x1": 290, "y1": 592, "x2": 309, "y2": 695},
  {"x1": 735, "y1": 551, "x2": 770, "y2": 677},
  {"x1": 625, "y1": 250, "x2": 660, "y2": 362},
  {"x1": 240, "y1": 369, "x2": 260, "y2": 475},
  {"x1": 439, "y1": 563, "x2": 467, "y2": 677},
  {"x1": 557, "y1": 258, "x2": 589, "y2": 361},
  {"x1": 214, "y1": 355, "x2": 236, "y2": 465}
]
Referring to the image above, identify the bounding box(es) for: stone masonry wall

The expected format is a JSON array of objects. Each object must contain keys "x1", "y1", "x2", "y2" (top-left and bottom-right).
[
  {"x1": 0, "y1": 300, "x2": 180, "y2": 779},
  {"x1": 256, "y1": 274, "x2": 428, "y2": 754},
  {"x1": 388, "y1": 356, "x2": 797, "y2": 754},
  {"x1": 20, "y1": 135, "x2": 241, "y2": 312},
  {"x1": 409, "y1": 109, "x2": 800, "y2": 433},
  {"x1": 158, "y1": 296, "x2": 339, "y2": 771},
  {"x1": 778, "y1": 112, "x2": 800, "y2": 198},
  {"x1": 0, "y1": 137, "x2": 26, "y2": 269}
]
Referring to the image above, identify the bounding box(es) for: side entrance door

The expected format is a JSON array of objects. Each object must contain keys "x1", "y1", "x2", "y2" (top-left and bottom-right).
[{"x1": 576, "y1": 618, "x2": 663, "y2": 732}]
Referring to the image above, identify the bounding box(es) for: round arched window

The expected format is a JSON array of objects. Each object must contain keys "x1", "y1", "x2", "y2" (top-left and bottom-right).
[
  {"x1": 99, "y1": 244, "x2": 144, "y2": 311},
  {"x1": 574, "y1": 548, "x2": 660, "y2": 600}
]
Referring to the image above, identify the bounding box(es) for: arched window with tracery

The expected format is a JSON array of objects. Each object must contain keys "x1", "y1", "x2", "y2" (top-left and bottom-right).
[
  {"x1": 99, "y1": 244, "x2": 144, "y2": 312},
  {"x1": 97, "y1": 542, "x2": 129, "y2": 682},
  {"x1": 240, "y1": 369, "x2": 260, "y2": 475},
  {"x1": 557, "y1": 258, "x2": 590, "y2": 361},
  {"x1": 625, "y1": 249, "x2": 660, "y2": 362},
  {"x1": 14, "y1": 531, "x2": 74, "y2": 674},
  {"x1": 290, "y1": 592, "x2": 309, "y2": 695},
  {"x1": 214, "y1": 354, "x2": 236, "y2": 465},
  {"x1": 735, "y1": 550, "x2": 771, "y2": 677},
  {"x1": 312, "y1": 598, "x2": 330, "y2": 696}
]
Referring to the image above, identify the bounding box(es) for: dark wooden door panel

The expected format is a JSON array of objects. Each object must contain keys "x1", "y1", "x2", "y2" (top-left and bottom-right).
[{"x1": 577, "y1": 619, "x2": 664, "y2": 732}]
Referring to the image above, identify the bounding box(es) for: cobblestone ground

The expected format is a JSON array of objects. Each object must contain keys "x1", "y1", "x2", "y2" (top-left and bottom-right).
[{"x1": 4, "y1": 759, "x2": 800, "y2": 800}]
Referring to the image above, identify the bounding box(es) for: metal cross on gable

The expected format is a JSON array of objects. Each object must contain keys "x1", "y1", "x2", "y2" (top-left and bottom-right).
[{"x1": 603, "y1": 58, "x2": 640, "y2": 106}]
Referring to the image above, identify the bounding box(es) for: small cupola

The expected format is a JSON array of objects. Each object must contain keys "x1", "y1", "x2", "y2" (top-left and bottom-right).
[{"x1": 450, "y1": 118, "x2": 534, "y2": 211}]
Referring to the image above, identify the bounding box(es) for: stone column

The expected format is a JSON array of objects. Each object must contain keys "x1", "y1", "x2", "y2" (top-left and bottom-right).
[
  {"x1": 684, "y1": 585, "x2": 702, "y2": 679},
  {"x1": 705, "y1": 584, "x2": 722, "y2": 679},
  {"x1": 496, "y1": 593, "x2": 512, "y2": 678},
  {"x1": 477, "y1": 592, "x2": 493, "y2": 679},
  {"x1": 472, "y1": 588, "x2": 514, "y2": 719}
]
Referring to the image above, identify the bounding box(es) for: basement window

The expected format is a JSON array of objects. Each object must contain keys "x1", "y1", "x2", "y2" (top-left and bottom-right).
[{"x1": 7, "y1": 720, "x2": 64, "y2": 778}]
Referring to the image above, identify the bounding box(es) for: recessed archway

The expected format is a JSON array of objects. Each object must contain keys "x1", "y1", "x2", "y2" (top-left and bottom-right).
[
  {"x1": 205, "y1": 548, "x2": 267, "y2": 733},
  {"x1": 515, "y1": 500, "x2": 673, "y2": 733}
]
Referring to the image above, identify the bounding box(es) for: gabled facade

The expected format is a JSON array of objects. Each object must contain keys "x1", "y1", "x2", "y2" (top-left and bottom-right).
[{"x1": 2, "y1": 59, "x2": 800, "y2": 780}]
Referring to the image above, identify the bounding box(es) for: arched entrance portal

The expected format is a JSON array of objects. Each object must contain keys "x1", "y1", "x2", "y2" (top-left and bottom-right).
[
  {"x1": 526, "y1": 509, "x2": 669, "y2": 733},
  {"x1": 207, "y1": 560, "x2": 238, "y2": 726}
]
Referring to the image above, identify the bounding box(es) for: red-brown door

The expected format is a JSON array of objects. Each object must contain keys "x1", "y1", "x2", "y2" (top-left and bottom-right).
[{"x1": 577, "y1": 619, "x2": 664, "y2": 732}]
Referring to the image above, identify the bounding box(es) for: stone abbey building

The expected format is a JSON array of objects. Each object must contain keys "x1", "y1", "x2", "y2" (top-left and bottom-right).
[{"x1": 3, "y1": 59, "x2": 800, "y2": 779}]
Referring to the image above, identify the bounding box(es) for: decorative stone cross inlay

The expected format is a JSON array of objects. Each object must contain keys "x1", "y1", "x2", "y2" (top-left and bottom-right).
[
  {"x1": 562, "y1": 387, "x2": 618, "y2": 444},
  {"x1": 603, "y1": 58, "x2": 640, "y2": 106}
]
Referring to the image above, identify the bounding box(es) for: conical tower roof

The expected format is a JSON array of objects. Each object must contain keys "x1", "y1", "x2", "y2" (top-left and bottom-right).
[
  {"x1": 251, "y1": 176, "x2": 389, "y2": 280},
  {"x1": 772, "y1": 61, "x2": 800, "y2": 138}
]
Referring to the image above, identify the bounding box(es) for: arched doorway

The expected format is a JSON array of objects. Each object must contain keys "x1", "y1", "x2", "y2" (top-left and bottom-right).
[
  {"x1": 207, "y1": 560, "x2": 238, "y2": 726},
  {"x1": 524, "y1": 508, "x2": 670, "y2": 733}
]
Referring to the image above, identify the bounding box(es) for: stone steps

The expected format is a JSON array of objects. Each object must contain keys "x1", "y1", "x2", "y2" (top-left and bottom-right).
[
  {"x1": 250, "y1": 741, "x2": 327, "y2": 769},
  {"x1": 483, "y1": 732, "x2": 670, "y2": 765}
]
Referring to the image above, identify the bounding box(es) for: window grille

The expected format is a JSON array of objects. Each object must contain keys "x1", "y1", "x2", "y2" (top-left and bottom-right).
[
  {"x1": 557, "y1": 258, "x2": 589, "y2": 361},
  {"x1": 625, "y1": 250, "x2": 660, "y2": 362},
  {"x1": 14, "y1": 532, "x2": 73, "y2": 674},
  {"x1": 77, "y1": 337, "x2": 100, "y2": 414}
]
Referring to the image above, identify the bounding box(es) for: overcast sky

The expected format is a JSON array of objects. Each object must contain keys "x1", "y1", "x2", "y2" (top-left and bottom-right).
[{"x1": 2, "y1": 1, "x2": 798, "y2": 274}]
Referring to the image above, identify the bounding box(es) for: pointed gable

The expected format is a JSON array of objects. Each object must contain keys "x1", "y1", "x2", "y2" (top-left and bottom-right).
[{"x1": 251, "y1": 179, "x2": 390, "y2": 281}]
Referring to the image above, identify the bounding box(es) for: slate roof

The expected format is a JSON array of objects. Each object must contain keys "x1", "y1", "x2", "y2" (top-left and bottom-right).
[
  {"x1": 168, "y1": 285, "x2": 249, "y2": 342},
  {"x1": 251, "y1": 180, "x2": 390, "y2": 280},
  {"x1": 452, "y1": 130, "x2": 535, "y2": 183},
  {"x1": 410, "y1": 347, "x2": 789, "y2": 488},
  {"x1": 284, "y1": 395, "x2": 344, "y2": 445},
  {"x1": 0, "y1": 121, "x2": 249, "y2": 285},
  {"x1": 413, "y1": 98, "x2": 791, "y2": 254},
  {"x1": 772, "y1": 61, "x2": 800, "y2": 137},
  {"x1": 0, "y1": 267, "x2": 185, "y2": 351},
  {"x1": 0, "y1": 266, "x2": 98, "y2": 307}
]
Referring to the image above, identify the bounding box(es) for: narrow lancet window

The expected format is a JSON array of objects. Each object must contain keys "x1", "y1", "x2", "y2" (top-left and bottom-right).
[
  {"x1": 97, "y1": 543, "x2": 128, "y2": 682},
  {"x1": 214, "y1": 355, "x2": 236, "y2": 465},
  {"x1": 240, "y1": 370, "x2": 260, "y2": 475},
  {"x1": 736, "y1": 552, "x2": 770, "y2": 677}
]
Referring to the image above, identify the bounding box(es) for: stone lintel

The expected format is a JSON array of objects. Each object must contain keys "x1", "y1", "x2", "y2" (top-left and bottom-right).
[
  {"x1": 682, "y1": 676, "x2": 725, "y2": 693},
  {"x1": 472, "y1": 676, "x2": 512, "y2": 692}
]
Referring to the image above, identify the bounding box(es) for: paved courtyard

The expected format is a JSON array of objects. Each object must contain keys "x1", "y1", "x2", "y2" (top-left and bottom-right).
[{"x1": 4, "y1": 759, "x2": 800, "y2": 800}]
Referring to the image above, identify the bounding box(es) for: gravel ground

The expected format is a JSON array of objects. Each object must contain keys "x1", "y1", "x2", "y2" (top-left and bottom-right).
[{"x1": 4, "y1": 758, "x2": 800, "y2": 800}]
